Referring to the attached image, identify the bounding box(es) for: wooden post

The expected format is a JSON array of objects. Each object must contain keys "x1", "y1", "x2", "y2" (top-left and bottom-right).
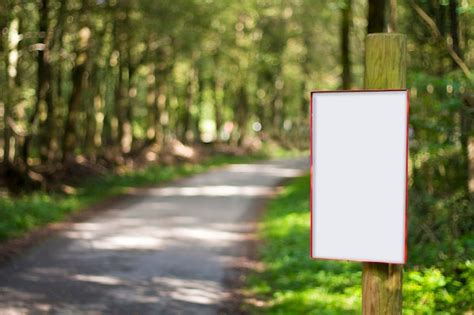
[{"x1": 362, "y1": 33, "x2": 406, "y2": 315}]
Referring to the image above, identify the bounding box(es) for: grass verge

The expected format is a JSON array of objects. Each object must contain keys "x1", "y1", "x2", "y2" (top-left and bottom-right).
[
  {"x1": 244, "y1": 174, "x2": 473, "y2": 314},
  {"x1": 0, "y1": 149, "x2": 290, "y2": 242}
]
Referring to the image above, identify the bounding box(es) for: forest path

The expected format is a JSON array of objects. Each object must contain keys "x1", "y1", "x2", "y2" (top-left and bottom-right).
[{"x1": 0, "y1": 157, "x2": 308, "y2": 315}]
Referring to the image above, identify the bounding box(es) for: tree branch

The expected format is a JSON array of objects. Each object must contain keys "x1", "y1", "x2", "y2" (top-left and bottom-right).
[{"x1": 410, "y1": 0, "x2": 472, "y2": 80}]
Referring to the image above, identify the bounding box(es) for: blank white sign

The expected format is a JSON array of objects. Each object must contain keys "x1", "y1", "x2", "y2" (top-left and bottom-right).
[{"x1": 311, "y1": 90, "x2": 408, "y2": 264}]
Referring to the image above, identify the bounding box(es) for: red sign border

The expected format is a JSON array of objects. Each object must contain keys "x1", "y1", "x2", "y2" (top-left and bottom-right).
[{"x1": 309, "y1": 89, "x2": 410, "y2": 264}]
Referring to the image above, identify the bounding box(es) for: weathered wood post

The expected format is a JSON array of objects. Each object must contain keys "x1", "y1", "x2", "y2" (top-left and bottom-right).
[{"x1": 362, "y1": 33, "x2": 407, "y2": 315}]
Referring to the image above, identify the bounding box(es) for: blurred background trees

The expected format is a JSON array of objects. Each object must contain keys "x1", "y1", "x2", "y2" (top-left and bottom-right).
[
  {"x1": 0, "y1": 0, "x2": 347, "y2": 175},
  {"x1": 0, "y1": 0, "x2": 472, "y2": 311},
  {"x1": 0, "y1": 0, "x2": 472, "y2": 296}
]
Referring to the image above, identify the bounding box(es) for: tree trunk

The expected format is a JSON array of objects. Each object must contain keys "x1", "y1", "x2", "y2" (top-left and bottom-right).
[
  {"x1": 93, "y1": 84, "x2": 105, "y2": 153},
  {"x1": 49, "y1": 1, "x2": 67, "y2": 162},
  {"x1": 213, "y1": 77, "x2": 224, "y2": 141},
  {"x1": 154, "y1": 69, "x2": 168, "y2": 145},
  {"x1": 146, "y1": 64, "x2": 156, "y2": 143},
  {"x1": 469, "y1": 137, "x2": 474, "y2": 195},
  {"x1": 367, "y1": 0, "x2": 386, "y2": 34},
  {"x1": 3, "y1": 13, "x2": 20, "y2": 166},
  {"x1": 124, "y1": 48, "x2": 136, "y2": 153},
  {"x1": 195, "y1": 66, "x2": 206, "y2": 143},
  {"x1": 212, "y1": 54, "x2": 224, "y2": 141},
  {"x1": 448, "y1": 0, "x2": 462, "y2": 68},
  {"x1": 182, "y1": 65, "x2": 196, "y2": 143},
  {"x1": 115, "y1": 63, "x2": 127, "y2": 155},
  {"x1": 236, "y1": 85, "x2": 249, "y2": 146},
  {"x1": 101, "y1": 65, "x2": 115, "y2": 151},
  {"x1": 462, "y1": 94, "x2": 473, "y2": 196},
  {"x1": 341, "y1": 0, "x2": 352, "y2": 89},
  {"x1": 2, "y1": 42, "x2": 12, "y2": 166},
  {"x1": 63, "y1": 26, "x2": 91, "y2": 162},
  {"x1": 388, "y1": 0, "x2": 397, "y2": 32},
  {"x1": 272, "y1": 95, "x2": 283, "y2": 136},
  {"x1": 113, "y1": 10, "x2": 133, "y2": 156},
  {"x1": 83, "y1": 66, "x2": 100, "y2": 160},
  {"x1": 23, "y1": 0, "x2": 53, "y2": 165},
  {"x1": 437, "y1": 2, "x2": 447, "y2": 37}
]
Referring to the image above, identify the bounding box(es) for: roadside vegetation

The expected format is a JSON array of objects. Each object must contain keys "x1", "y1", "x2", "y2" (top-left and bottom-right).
[
  {"x1": 244, "y1": 174, "x2": 473, "y2": 314},
  {"x1": 0, "y1": 145, "x2": 304, "y2": 242}
]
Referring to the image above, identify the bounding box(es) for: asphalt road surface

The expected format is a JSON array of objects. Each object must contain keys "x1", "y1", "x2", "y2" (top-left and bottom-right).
[{"x1": 0, "y1": 157, "x2": 308, "y2": 315}]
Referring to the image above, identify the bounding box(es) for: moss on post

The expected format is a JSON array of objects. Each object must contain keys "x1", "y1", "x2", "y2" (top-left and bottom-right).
[{"x1": 362, "y1": 33, "x2": 406, "y2": 315}]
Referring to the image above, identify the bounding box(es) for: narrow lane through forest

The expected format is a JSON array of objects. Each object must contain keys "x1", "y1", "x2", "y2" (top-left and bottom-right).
[{"x1": 0, "y1": 157, "x2": 308, "y2": 314}]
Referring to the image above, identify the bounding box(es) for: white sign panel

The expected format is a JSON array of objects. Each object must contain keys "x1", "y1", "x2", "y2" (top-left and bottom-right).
[{"x1": 311, "y1": 90, "x2": 409, "y2": 264}]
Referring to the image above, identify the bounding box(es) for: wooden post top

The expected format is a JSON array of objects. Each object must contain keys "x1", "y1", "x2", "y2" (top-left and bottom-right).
[{"x1": 364, "y1": 33, "x2": 407, "y2": 90}]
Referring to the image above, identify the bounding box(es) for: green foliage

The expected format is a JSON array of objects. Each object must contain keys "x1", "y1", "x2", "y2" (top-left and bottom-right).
[
  {"x1": 408, "y1": 71, "x2": 474, "y2": 268},
  {"x1": 404, "y1": 261, "x2": 474, "y2": 314},
  {"x1": 245, "y1": 175, "x2": 361, "y2": 314},
  {"x1": 245, "y1": 175, "x2": 474, "y2": 314}
]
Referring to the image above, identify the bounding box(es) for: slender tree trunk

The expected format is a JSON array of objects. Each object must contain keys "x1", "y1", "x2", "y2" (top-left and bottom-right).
[
  {"x1": 262, "y1": 78, "x2": 275, "y2": 137},
  {"x1": 23, "y1": 0, "x2": 53, "y2": 165},
  {"x1": 194, "y1": 66, "x2": 205, "y2": 143},
  {"x1": 49, "y1": 1, "x2": 67, "y2": 162},
  {"x1": 4, "y1": 13, "x2": 20, "y2": 166},
  {"x1": 236, "y1": 85, "x2": 249, "y2": 146},
  {"x1": 0, "y1": 3, "x2": 7, "y2": 164},
  {"x1": 301, "y1": 58, "x2": 311, "y2": 117},
  {"x1": 93, "y1": 82, "x2": 105, "y2": 152},
  {"x1": 462, "y1": 94, "x2": 474, "y2": 196},
  {"x1": 212, "y1": 54, "x2": 224, "y2": 140},
  {"x1": 113, "y1": 10, "x2": 133, "y2": 156},
  {"x1": 79, "y1": 2, "x2": 106, "y2": 161},
  {"x1": 101, "y1": 65, "x2": 115, "y2": 151},
  {"x1": 2, "y1": 39, "x2": 12, "y2": 166},
  {"x1": 213, "y1": 77, "x2": 224, "y2": 141},
  {"x1": 341, "y1": 0, "x2": 352, "y2": 89},
  {"x1": 124, "y1": 61, "x2": 136, "y2": 153},
  {"x1": 154, "y1": 69, "x2": 168, "y2": 145},
  {"x1": 469, "y1": 137, "x2": 474, "y2": 195},
  {"x1": 146, "y1": 64, "x2": 156, "y2": 143},
  {"x1": 115, "y1": 62, "x2": 127, "y2": 155},
  {"x1": 271, "y1": 76, "x2": 284, "y2": 135},
  {"x1": 448, "y1": 0, "x2": 462, "y2": 68},
  {"x1": 63, "y1": 26, "x2": 91, "y2": 162},
  {"x1": 388, "y1": 0, "x2": 397, "y2": 32},
  {"x1": 182, "y1": 65, "x2": 196, "y2": 143},
  {"x1": 84, "y1": 66, "x2": 100, "y2": 159},
  {"x1": 437, "y1": 2, "x2": 447, "y2": 37},
  {"x1": 367, "y1": 0, "x2": 386, "y2": 33}
]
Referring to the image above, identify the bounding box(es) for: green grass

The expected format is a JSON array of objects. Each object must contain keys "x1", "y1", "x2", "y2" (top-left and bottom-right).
[
  {"x1": 244, "y1": 175, "x2": 361, "y2": 314},
  {"x1": 0, "y1": 151, "x2": 275, "y2": 242},
  {"x1": 244, "y1": 174, "x2": 474, "y2": 314}
]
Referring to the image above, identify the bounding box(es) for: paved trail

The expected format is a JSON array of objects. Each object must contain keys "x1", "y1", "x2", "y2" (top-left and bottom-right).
[{"x1": 0, "y1": 158, "x2": 308, "y2": 315}]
